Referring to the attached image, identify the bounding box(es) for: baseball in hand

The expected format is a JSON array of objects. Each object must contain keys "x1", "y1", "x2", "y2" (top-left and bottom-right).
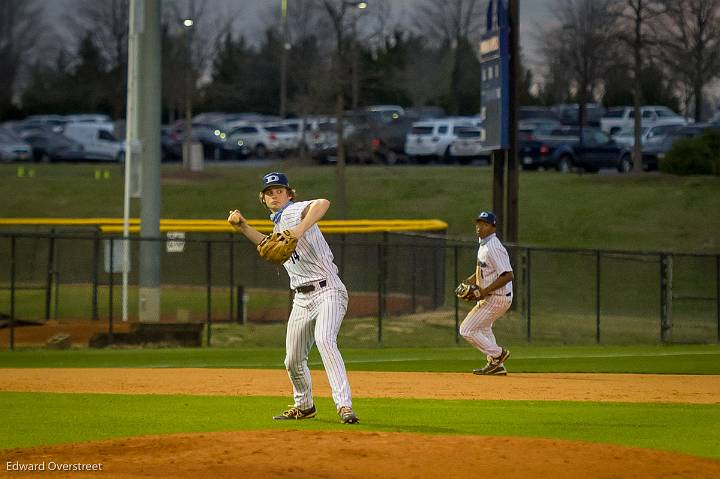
[{"x1": 227, "y1": 209, "x2": 245, "y2": 226}]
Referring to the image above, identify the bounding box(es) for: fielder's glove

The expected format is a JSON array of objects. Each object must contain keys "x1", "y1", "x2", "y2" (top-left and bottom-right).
[
  {"x1": 257, "y1": 230, "x2": 298, "y2": 264},
  {"x1": 455, "y1": 282, "x2": 482, "y2": 302}
]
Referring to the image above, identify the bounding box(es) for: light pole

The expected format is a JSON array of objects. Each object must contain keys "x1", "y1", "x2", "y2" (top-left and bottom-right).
[
  {"x1": 280, "y1": 0, "x2": 290, "y2": 117},
  {"x1": 334, "y1": 0, "x2": 368, "y2": 219},
  {"x1": 182, "y1": 18, "x2": 194, "y2": 167}
]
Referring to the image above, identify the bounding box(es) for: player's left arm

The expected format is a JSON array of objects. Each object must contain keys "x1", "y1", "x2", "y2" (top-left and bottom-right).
[{"x1": 290, "y1": 199, "x2": 330, "y2": 237}]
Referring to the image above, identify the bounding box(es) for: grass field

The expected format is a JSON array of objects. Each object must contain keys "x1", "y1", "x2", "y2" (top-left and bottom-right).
[
  {"x1": 2, "y1": 163, "x2": 719, "y2": 252},
  {"x1": 1, "y1": 344, "x2": 719, "y2": 374},
  {"x1": 1, "y1": 345, "x2": 719, "y2": 460},
  {"x1": 2, "y1": 393, "x2": 718, "y2": 459}
]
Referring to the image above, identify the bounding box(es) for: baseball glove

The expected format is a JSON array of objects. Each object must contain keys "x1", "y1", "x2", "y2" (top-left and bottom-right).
[
  {"x1": 455, "y1": 282, "x2": 482, "y2": 302},
  {"x1": 257, "y1": 230, "x2": 298, "y2": 264}
]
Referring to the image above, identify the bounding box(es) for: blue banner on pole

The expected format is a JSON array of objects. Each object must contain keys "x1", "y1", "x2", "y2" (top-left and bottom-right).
[{"x1": 479, "y1": 0, "x2": 510, "y2": 150}]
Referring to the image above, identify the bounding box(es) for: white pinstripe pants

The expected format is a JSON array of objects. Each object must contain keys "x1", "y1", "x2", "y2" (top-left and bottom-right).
[
  {"x1": 284, "y1": 285, "x2": 352, "y2": 410},
  {"x1": 459, "y1": 295, "x2": 512, "y2": 358}
]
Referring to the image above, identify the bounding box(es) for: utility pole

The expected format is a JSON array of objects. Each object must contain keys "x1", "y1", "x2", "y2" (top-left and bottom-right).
[
  {"x1": 122, "y1": 0, "x2": 142, "y2": 322},
  {"x1": 506, "y1": 0, "x2": 519, "y2": 243},
  {"x1": 137, "y1": 0, "x2": 162, "y2": 323}
]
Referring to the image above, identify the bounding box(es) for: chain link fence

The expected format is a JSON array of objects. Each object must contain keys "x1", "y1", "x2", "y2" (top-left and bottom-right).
[{"x1": 1, "y1": 231, "x2": 718, "y2": 349}]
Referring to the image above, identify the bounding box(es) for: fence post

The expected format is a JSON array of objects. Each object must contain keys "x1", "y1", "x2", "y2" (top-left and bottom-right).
[
  {"x1": 206, "y1": 241, "x2": 212, "y2": 347},
  {"x1": 236, "y1": 285, "x2": 246, "y2": 324},
  {"x1": 660, "y1": 253, "x2": 673, "y2": 343},
  {"x1": 411, "y1": 244, "x2": 417, "y2": 313},
  {"x1": 10, "y1": 236, "x2": 16, "y2": 351},
  {"x1": 92, "y1": 229, "x2": 100, "y2": 320},
  {"x1": 716, "y1": 255, "x2": 719, "y2": 343},
  {"x1": 108, "y1": 237, "x2": 114, "y2": 345},
  {"x1": 525, "y1": 248, "x2": 532, "y2": 342},
  {"x1": 53, "y1": 240, "x2": 61, "y2": 321},
  {"x1": 44, "y1": 229, "x2": 55, "y2": 321},
  {"x1": 228, "y1": 234, "x2": 234, "y2": 322},
  {"x1": 453, "y1": 245, "x2": 459, "y2": 344},
  {"x1": 377, "y1": 242, "x2": 384, "y2": 344},
  {"x1": 596, "y1": 250, "x2": 601, "y2": 344}
]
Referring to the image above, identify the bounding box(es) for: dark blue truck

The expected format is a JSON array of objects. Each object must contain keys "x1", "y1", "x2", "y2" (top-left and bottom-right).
[{"x1": 520, "y1": 127, "x2": 632, "y2": 173}]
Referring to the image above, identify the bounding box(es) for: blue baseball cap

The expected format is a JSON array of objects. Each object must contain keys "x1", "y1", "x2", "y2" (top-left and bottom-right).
[
  {"x1": 261, "y1": 172, "x2": 291, "y2": 191},
  {"x1": 476, "y1": 211, "x2": 497, "y2": 226}
]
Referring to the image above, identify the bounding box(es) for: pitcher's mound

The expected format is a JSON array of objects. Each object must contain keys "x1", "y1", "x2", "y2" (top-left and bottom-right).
[{"x1": 3, "y1": 430, "x2": 719, "y2": 479}]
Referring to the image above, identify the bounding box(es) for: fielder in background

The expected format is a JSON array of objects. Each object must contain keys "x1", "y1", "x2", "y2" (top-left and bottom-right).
[
  {"x1": 227, "y1": 172, "x2": 359, "y2": 424},
  {"x1": 455, "y1": 211, "x2": 514, "y2": 375}
]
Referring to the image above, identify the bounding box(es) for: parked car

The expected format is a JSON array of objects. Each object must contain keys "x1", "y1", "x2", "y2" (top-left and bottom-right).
[
  {"x1": 64, "y1": 113, "x2": 113, "y2": 124},
  {"x1": 641, "y1": 123, "x2": 718, "y2": 170},
  {"x1": 364, "y1": 105, "x2": 406, "y2": 124},
  {"x1": 611, "y1": 124, "x2": 683, "y2": 148},
  {"x1": 345, "y1": 113, "x2": 416, "y2": 164},
  {"x1": 448, "y1": 127, "x2": 489, "y2": 164},
  {"x1": 404, "y1": 117, "x2": 482, "y2": 163},
  {"x1": 168, "y1": 122, "x2": 232, "y2": 160},
  {"x1": 552, "y1": 103, "x2": 606, "y2": 127},
  {"x1": 600, "y1": 106, "x2": 687, "y2": 135},
  {"x1": 0, "y1": 129, "x2": 32, "y2": 162},
  {"x1": 518, "y1": 106, "x2": 562, "y2": 130},
  {"x1": 520, "y1": 126, "x2": 631, "y2": 173},
  {"x1": 20, "y1": 130, "x2": 85, "y2": 162},
  {"x1": 223, "y1": 121, "x2": 297, "y2": 157},
  {"x1": 20, "y1": 115, "x2": 68, "y2": 133},
  {"x1": 62, "y1": 123, "x2": 124, "y2": 161}
]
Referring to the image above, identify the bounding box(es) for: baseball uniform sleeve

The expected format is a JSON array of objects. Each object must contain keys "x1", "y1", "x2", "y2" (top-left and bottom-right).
[{"x1": 490, "y1": 239, "x2": 513, "y2": 274}]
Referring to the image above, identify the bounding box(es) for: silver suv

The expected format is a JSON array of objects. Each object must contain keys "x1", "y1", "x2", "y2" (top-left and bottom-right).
[{"x1": 404, "y1": 117, "x2": 480, "y2": 162}]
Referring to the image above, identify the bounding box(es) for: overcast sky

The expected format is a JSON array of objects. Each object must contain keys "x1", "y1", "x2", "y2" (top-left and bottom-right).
[{"x1": 47, "y1": 0, "x2": 555, "y2": 58}]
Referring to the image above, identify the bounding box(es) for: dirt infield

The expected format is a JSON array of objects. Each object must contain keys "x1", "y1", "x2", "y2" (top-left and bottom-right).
[
  {"x1": 1, "y1": 369, "x2": 719, "y2": 478},
  {"x1": 1, "y1": 368, "x2": 719, "y2": 403}
]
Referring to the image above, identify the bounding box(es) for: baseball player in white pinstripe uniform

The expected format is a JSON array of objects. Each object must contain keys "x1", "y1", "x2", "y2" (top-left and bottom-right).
[
  {"x1": 458, "y1": 211, "x2": 514, "y2": 375},
  {"x1": 227, "y1": 172, "x2": 358, "y2": 424}
]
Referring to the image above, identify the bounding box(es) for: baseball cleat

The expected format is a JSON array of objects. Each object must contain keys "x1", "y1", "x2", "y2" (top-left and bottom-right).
[
  {"x1": 495, "y1": 348, "x2": 511, "y2": 364},
  {"x1": 273, "y1": 405, "x2": 316, "y2": 420},
  {"x1": 473, "y1": 364, "x2": 508, "y2": 375},
  {"x1": 338, "y1": 406, "x2": 359, "y2": 424}
]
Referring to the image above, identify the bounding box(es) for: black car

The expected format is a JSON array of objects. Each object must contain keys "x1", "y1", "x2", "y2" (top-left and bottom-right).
[
  {"x1": 520, "y1": 127, "x2": 631, "y2": 173},
  {"x1": 21, "y1": 130, "x2": 85, "y2": 162}
]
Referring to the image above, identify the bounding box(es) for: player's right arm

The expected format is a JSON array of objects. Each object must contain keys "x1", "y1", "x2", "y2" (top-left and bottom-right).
[{"x1": 227, "y1": 209, "x2": 266, "y2": 245}]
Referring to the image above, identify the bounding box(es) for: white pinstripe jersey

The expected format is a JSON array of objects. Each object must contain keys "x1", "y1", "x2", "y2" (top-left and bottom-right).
[
  {"x1": 476, "y1": 233, "x2": 513, "y2": 295},
  {"x1": 271, "y1": 200, "x2": 341, "y2": 290}
]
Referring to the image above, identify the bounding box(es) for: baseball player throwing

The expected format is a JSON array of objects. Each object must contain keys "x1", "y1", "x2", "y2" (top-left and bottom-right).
[
  {"x1": 455, "y1": 211, "x2": 514, "y2": 375},
  {"x1": 227, "y1": 172, "x2": 358, "y2": 424}
]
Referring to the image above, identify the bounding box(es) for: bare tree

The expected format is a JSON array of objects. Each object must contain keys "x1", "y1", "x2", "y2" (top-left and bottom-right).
[
  {"x1": 64, "y1": 0, "x2": 129, "y2": 118},
  {"x1": 0, "y1": 0, "x2": 45, "y2": 119},
  {"x1": 653, "y1": 0, "x2": 720, "y2": 121},
  {"x1": 403, "y1": 42, "x2": 444, "y2": 107},
  {"x1": 309, "y1": 0, "x2": 390, "y2": 218},
  {"x1": 412, "y1": 0, "x2": 484, "y2": 115},
  {"x1": 614, "y1": 0, "x2": 665, "y2": 173},
  {"x1": 542, "y1": 0, "x2": 620, "y2": 136},
  {"x1": 162, "y1": 0, "x2": 233, "y2": 128}
]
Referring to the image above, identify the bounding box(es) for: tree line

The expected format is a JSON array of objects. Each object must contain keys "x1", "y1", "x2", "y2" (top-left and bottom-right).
[{"x1": 2, "y1": 0, "x2": 720, "y2": 123}]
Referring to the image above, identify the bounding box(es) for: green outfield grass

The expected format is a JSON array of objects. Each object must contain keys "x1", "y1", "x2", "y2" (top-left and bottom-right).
[
  {"x1": 1, "y1": 164, "x2": 719, "y2": 251},
  {"x1": 1, "y1": 392, "x2": 718, "y2": 459},
  {"x1": 1, "y1": 345, "x2": 719, "y2": 374}
]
